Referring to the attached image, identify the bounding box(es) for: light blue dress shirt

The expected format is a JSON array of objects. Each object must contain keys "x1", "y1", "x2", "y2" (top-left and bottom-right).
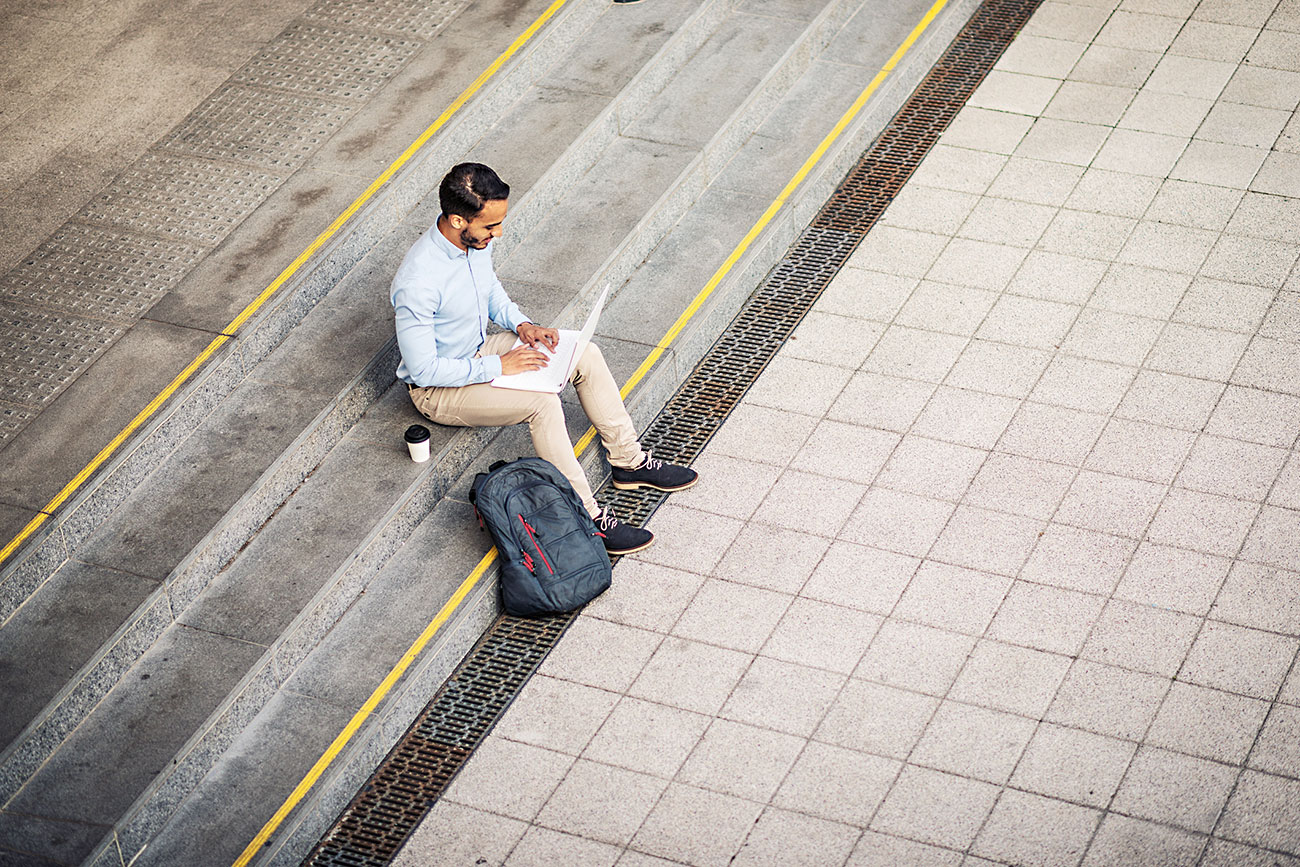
[{"x1": 391, "y1": 225, "x2": 530, "y2": 388}]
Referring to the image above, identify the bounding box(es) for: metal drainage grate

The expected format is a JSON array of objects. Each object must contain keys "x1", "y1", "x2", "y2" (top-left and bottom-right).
[
  {"x1": 306, "y1": 614, "x2": 574, "y2": 865},
  {"x1": 305, "y1": 1, "x2": 1042, "y2": 863}
]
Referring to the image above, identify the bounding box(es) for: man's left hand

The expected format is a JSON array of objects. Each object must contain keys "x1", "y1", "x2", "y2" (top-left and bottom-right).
[{"x1": 517, "y1": 322, "x2": 559, "y2": 351}]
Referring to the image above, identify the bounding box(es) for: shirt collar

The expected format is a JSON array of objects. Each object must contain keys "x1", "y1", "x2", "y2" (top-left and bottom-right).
[{"x1": 428, "y1": 222, "x2": 469, "y2": 260}]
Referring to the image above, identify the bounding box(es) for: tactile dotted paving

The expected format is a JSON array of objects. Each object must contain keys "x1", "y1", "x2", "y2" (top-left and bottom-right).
[
  {"x1": 0, "y1": 303, "x2": 124, "y2": 406},
  {"x1": 0, "y1": 402, "x2": 37, "y2": 447},
  {"x1": 158, "y1": 85, "x2": 352, "y2": 170},
  {"x1": 233, "y1": 23, "x2": 420, "y2": 103},
  {"x1": 79, "y1": 153, "x2": 282, "y2": 247},
  {"x1": 303, "y1": 0, "x2": 467, "y2": 39},
  {"x1": 0, "y1": 224, "x2": 206, "y2": 321}
]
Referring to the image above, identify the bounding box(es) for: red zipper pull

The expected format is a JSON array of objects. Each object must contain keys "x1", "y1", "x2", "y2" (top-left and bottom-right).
[{"x1": 518, "y1": 515, "x2": 555, "y2": 575}]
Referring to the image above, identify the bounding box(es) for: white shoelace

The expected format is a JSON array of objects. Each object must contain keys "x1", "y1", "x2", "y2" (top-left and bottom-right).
[
  {"x1": 596, "y1": 510, "x2": 619, "y2": 532},
  {"x1": 639, "y1": 451, "x2": 663, "y2": 471}
]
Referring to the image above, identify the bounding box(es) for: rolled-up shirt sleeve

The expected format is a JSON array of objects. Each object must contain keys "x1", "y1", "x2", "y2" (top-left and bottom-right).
[
  {"x1": 391, "y1": 228, "x2": 534, "y2": 388},
  {"x1": 394, "y1": 286, "x2": 502, "y2": 387}
]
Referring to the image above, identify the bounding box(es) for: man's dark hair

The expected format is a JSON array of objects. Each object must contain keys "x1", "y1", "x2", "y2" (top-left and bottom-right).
[{"x1": 439, "y1": 163, "x2": 510, "y2": 220}]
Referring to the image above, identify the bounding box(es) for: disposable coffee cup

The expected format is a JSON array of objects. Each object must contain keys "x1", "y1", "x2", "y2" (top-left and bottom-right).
[{"x1": 404, "y1": 424, "x2": 431, "y2": 463}]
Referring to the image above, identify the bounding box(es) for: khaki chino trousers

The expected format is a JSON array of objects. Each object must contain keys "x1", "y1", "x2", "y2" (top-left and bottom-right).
[{"x1": 408, "y1": 332, "x2": 644, "y2": 517}]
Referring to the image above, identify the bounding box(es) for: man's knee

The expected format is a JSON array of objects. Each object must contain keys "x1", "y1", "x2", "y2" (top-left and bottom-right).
[
  {"x1": 526, "y1": 391, "x2": 565, "y2": 423},
  {"x1": 575, "y1": 341, "x2": 608, "y2": 380}
]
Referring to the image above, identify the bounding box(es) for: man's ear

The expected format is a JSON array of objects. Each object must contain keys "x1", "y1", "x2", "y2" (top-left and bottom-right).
[{"x1": 448, "y1": 214, "x2": 466, "y2": 229}]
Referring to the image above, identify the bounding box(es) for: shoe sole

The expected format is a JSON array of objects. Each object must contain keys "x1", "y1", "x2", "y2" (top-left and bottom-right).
[
  {"x1": 610, "y1": 476, "x2": 698, "y2": 492},
  {"x1": 605, "y1": 536, "x2": 654, "y2": 556}
]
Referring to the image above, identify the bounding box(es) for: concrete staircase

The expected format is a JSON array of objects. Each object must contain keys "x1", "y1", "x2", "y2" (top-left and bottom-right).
[{"x1": 0, "y1": 0, "x2": 977, "y2": 864}]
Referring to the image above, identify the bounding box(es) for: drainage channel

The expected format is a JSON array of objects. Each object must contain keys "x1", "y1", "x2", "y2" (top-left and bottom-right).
[{"x1": 305, "y1": 0, "x2": 1042, "y2": 863}]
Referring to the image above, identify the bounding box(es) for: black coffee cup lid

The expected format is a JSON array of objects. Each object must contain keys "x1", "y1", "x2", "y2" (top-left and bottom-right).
[{"x1": 404, "y1": 424, "x2": 431, "y2": 443}]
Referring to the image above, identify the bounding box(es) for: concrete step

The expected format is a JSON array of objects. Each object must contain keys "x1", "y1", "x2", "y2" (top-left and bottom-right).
[
  {"x1": 118, "y1": 3, "x2": 981, "y2": 866},
  {"x1": 0, "y1": 0, "x2": 982, "y2": 863},
  {"x1": 0, "y1": 0, "x2": 977, "y2": 863},
  {"x1": 0, "y1": 0, "x2": 714, "y2": 806}
]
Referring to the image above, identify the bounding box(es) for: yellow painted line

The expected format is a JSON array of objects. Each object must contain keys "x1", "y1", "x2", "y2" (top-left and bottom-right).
[
  {"x1": 238, "y1": 0, "x2": 951, "y2": 862},
  {"x1": 574, "y1": 0, "x2": 949, "y2": 456},
  {"x1": 233, "y1": 549, "x2": 498, "y2": 866},
  {"x1": 0, "y1": 0, "x2": 574, "y2": 574},
  {"x1": 0, "y1": 334, "x2": 230, "y2": 567}
]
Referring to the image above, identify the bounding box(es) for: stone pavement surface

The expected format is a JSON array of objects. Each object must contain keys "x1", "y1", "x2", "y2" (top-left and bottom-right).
[{"x1": 392, "y1": 0, "x2": 1300, "y2": 865}]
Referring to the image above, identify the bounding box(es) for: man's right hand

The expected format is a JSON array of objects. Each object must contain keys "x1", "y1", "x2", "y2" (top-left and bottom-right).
[{"x1": 499, "y1": 344, "x2": 550, "y2": 375}]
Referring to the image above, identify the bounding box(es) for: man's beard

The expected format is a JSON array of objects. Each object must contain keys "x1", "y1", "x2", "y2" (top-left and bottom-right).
[{"x1": 461, "y1": 228, "x2": 490, "y2": 249}]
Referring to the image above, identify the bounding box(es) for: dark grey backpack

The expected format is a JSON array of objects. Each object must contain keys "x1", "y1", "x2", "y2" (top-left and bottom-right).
[{"x1": 469, "y1": 457, "x2": 612, "y2": 617}]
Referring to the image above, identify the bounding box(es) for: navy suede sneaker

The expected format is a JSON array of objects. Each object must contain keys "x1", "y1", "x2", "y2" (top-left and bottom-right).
[
  {"x1": 595, "y1": 508, "x2": 654, "y2": 555},
  {"x1": 610, "y1": 451, "x2": 698, "y2": 492}
]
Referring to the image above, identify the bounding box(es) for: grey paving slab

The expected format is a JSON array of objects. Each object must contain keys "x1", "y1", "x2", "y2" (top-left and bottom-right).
[
  {"x1": 466, "y1": 85, "x2": 612, "y2": 198},
  {"x1": 870, "y1": 765, "x2": 999, "y2": 851},
  {"x1": 536, "y1": 757, "x2": 666, "y2": 846},
  {"x1": 1011, "y1": 722, "x2": 1136, "y2": 809},
  {"x1": 971, "y1": 789, "x2": 1100, "y2": 867},
  {"x1": 0, "y1": 559, "x2": 156, "y2": 749},
  {"x1": 597, "y1": 185, "x2": 769, "y2": 347},
  {"x1": 250, "y1": 230, "x2": 421, "y2": 395},
  {"x1": 630, "y1": 782, "x2": 764, "y2": 867},
  {"x1": 732, "y1": 807, "x2": 859, "y2": 867},
  {"x1": 495, "y1": 676, "x2": 620, "y2": 758},
  {"x1": 75, "y1": 380, "x2": 326, "y2": 581},
  {"x1": 539, "y1": 0, "x2": 707, "y2": 99},
  {"x1": 494, "y1": 135, "x2": 696, "y2": 289},
  {"x1": 712, "y1": 60, "x2": 874, "y2": 201},
  {"x1": 143, "y1": 170, "x2": 365, "y2": 334},
  {"x1": 1082, "y1": 814, "x2": 1207, "y2": 867},
  {"x1": 1212, "y1": 561, "x2": 1300, "y2": 636},
  {"x1": 0, "y1": 808, "x2": 110, "y2": 867},
  {"x1": 306, "y1": 0, "x2": 555, "y2": 181},
  {"x1": 623, "y1": 12, "x2": 805, "y2": 148},
  {"x1": 281, "y1": 498, "x2": 491, "y2": 708},
  {"x1": 1, "y1": 626, "x2": 264, "y2": 854},
  {"x1": 721, "y1": 655, "x2": 843, "y2": 738},
  {"x1": 0, "y1": 504, "x2": 37, "y2": 554},
  {"x1": 539, "y1": 616, "x2": 663, "y2": 696},
  {"x1": 132, "y1": 690, "x2": 356, "y2": 867},
  {"x1": 0, "y1": 318, "x2": 219, "y2": 510},
  {"x1": 443, "y1": 735, "x2": 574, "y2": 822},
  {"x1": 1045, "y1": 660, "x2": 1168, "y2": 742},
  {"x1": 177, "y1": 438, "x2": 421, "y2": 645},
  {"x1": 677, "y1": 718, "x2": 804, "y2": 802},
  {"x1": 1219, "y1": 770, "x2": 1300, "y2": 854},
  {"x1": 775, "y1": 741, "x2": 898, "y2": 828},
  {"x1": 392, "y1": 800, "x2": 527, "y2": 867}
]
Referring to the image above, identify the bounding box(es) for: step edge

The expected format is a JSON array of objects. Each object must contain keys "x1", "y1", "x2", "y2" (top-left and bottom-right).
[
  {"x1": 67, "y1": 0, "x2": 969, "y2": 857},
  {"x1": 0, "y1": 0, "x2": 609, "y2": 804},
  {"x1": 258, "y1": 4, "x2": 984, "y2": 861},
  {"x1": 0, "y1": 0, "x2": 609, "y2": 615},
  {"x1": 93, "y1": 1, "x2": 832, "y2": 845},
  {"x1": 0, "y1": 0, "x2": 728, "y2": 780}
]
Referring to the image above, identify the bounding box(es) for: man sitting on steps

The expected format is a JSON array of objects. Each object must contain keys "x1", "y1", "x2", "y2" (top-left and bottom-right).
[{"x1": 391, "y1": 161, "x2": 697, "y2": 555}]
